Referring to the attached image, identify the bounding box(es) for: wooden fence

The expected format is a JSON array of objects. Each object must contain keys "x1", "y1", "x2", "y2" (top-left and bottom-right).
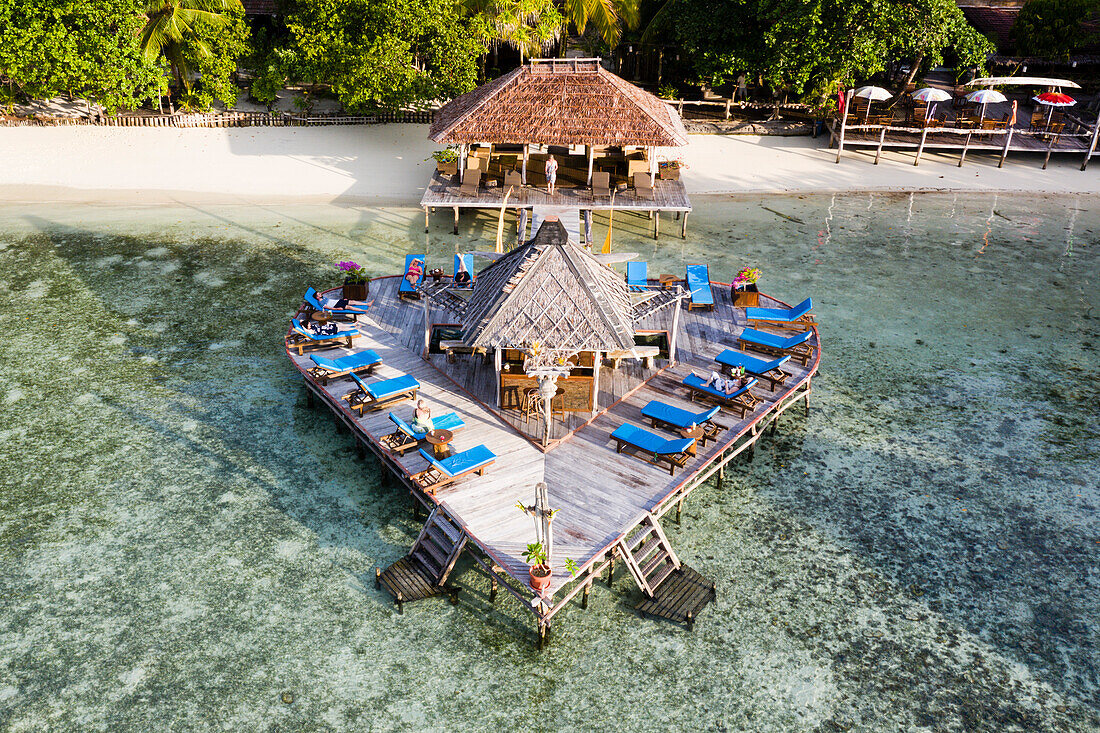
[{"x1": 0, "y1": 109, "x2": 434, "y2": 128}]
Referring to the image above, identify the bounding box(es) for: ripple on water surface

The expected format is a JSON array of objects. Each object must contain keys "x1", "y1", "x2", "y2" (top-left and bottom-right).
[{"x1": 0, "y1": 194, "x2": 1097, "y2": 731}]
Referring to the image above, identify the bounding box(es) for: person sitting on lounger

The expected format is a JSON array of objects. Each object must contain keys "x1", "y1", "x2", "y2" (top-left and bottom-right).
[
  {"x1": 405, "y1": 258, "x2": 424, "y2": 288},
  {"x1": 702, "y1": 370, "x2": 744, "y2": 395},
  {"x1": 453, "y1": 258, "x2": 471, "y2": 285},
  {"x1": 410, "y1": 399, "x2": 434, "y2": 434}
]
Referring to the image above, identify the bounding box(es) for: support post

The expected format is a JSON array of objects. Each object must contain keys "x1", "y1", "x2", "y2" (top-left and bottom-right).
[
  {"x1": 1082, "y1": 109, "x2": 1100, "y2": 170},
  {"x1": 587, "y1": 145, "x2": 594, "y2": 185},
  {"x1": 458, "y1": 143, "x2": 467, "y2": 177},
  {"x1": 676, "y1": 497, "x2": 683, "y2": 524},
  {"x1": 490, "y1": 574, "x2": 498, "y2": 603},
  {"x1": 835, "y1": 90, "x2": 853, "y2": 164},
  {"x1": 718, "y1": 462, "x2": 725, "y2": 490},
  {"x1": 582, "y1": 579, "x2": 591, "y2": 609},
  {"x1": 1043, "y1": 133, "x2": 1058, "y2": 170},
  {"x1": 521, "y1": 144, "x2": 529, "y2": 184},
  {"x1": 998, "y1": 127, "x2": 1014, "y2": 169},
  {"x1": 494, "y1": 347, "x2": 502, "y2": 407},
  {"x1": 305, "y1": 385, "x2": 314, "y2": 408},
  {"x1": 958, "y1": 131, "x2": 972, "y2": 167},
  {"x1": 453, "y1": 206, "x2": 459, "y2": 235},
  {"x1": 653, "y1": 211, "x2": 660, "y2": 240},
  {"x1": 913, "y1": 127, "x2": 929, "y2": 166},
  {"x1": 591, "y1": 350, "x2": 601, "y2": 414},
  {"x1": 423, "y1": 205, "x2": 429, "y2": 233},
  {"x1": 422, "y1": 297, "x2": 431, "y2": 359},
  {"x1": 583, "y1": 210, "x2": 593, "y2": 245},
  {"x1": 681, "y1": 211, "x2": 689, "y2": 239},
  {"x1": 648, "y1": 147, "x2": 657, "y2": 179},
  {"x1": 606, "y1": 551, "x2": 615, "y2": 587},
  {"x1": 669, "y1": 299, "x2": 682, "y2": 365},
  {"x1": 873, "y1": 126, "x2": 887, "y2": 165}
]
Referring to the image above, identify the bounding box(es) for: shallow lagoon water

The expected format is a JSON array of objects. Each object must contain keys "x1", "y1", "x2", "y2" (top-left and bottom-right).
[{"x1": 0, "y1": 194, "x2": 1097, "y2": 731}]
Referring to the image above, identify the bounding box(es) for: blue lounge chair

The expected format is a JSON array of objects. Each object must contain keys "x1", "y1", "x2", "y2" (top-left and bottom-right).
[
  {"x1": 453, "y1": 253, "x2": 474, "y2": 289},
  {"x1": 287, "y1": 318, "x2": 359, "y2": 356},
  {"x1": 737, "y1": 328, "x2": 815, "y2": 366},
  {"x1": 306, "y1": 349, "x2": 382, "y2": 385},
  {"x1": 399, "y1": 254, "x2": 426, "y2": 300},
  {"x1": 413, "y1": 445, "x2": 496, "y2": 493},
  {"x1": 343, "y1": 372, "x2": 420, "y2": 414},
  {"x1": 744, "y1": 297, "x2": 814, "y2": 329},
  {"x1": 686, "y1": 264, "x2": 714, "y2": 310},
  {"x1": 627, "y1": 261, "x2": 649, "y2": 291},
  {"x1": 381, "y1": 411, "x2": 466, "y2": 455},
  {"x1": 610, "y1": 423, "x2": 696, "y2": 475},
  {"x1": 682, "y1": 374, "x2": 761, "y2": 418},
  {"x1": 714, "y1": 350, "x2": 791, "y2": 391},
  {"x1": 640, "y1": 401, "x2": 725, "y2": 446},
  {"x1": 303, "y1": 287, "x2": 368, "y2": 317}
]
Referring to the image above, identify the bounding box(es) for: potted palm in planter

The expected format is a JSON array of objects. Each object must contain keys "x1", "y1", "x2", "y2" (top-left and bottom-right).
[
  {"x1": 731, "y1": 266, "x2": 760, "y2": 307},
  {"x1": 517, "y1": 481, "x2": 558, "y2": 595},
  {"x1": 429, "y1": 148, "x2": 459, "y2": 176},
  {"x1": 337, "y1": 260, "x2": 369, "y2": 300},
  {"x1": 523, "y1": 542, "x2": 552, "y2": 592}
]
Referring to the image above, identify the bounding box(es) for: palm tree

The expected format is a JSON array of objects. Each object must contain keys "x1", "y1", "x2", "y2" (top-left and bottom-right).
[
  {"x1": 562, "y1": 0, "x2": 638, "y2": 48},
  {"x1": 139, "y1": 0, "x2": 241, "y2": 93},
  {"x1": 464, "y1": 0, "x2": 564, "y2": 64}
]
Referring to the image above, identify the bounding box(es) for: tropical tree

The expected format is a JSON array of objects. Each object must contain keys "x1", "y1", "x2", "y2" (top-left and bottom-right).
[
  {"x1": 562, "y1": 0, "x2": 639, "y2": 48},
  {"x1": 139, "y1": 0, "x2": 246, "y2": 95},
  {"x1": 461, "y1": 0, "x2": 563, "y2": 63},
  {"x1": 1012, "y1": 0, "x2": 1100, "y2": 60},
  {"x1": 0, "y1": 0, "x2": 162, "y2": 113}
]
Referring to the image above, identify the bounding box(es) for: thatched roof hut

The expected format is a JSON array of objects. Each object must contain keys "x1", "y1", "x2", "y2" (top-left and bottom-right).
[
  {"x1": 430, "y1": 58, "x2": 688, "y2": 148},
  {"x1": 462, "y1": 218, "x2": 635, "y2": 353}
]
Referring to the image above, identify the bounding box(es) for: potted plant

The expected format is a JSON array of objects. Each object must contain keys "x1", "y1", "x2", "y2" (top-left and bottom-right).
[
  {"x1": 429, "y1": 148, "x2": 459, "y2": 175},
  {"x1": 523, "y1": 542, "x2": 552, "y2": 592},
  {"x1": 337, "y1": 260, "x2": 369, "y2": 300},
  {"x1": 731, "y1": 266, "x2": 761, "y2": 307},
  {"x1": 658, "y1": 159, "x2": 685, "y2": 181}
]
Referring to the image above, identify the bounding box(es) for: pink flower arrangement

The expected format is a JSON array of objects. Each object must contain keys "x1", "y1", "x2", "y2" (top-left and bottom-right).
[
  {"x1": 337, "y1": 260, "x2": 367, "y2": 283},
  {"x1": 733, "y1": 267, "x2": 760, "y2": 289}
]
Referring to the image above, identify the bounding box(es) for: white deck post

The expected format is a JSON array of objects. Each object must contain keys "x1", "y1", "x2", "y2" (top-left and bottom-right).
[
  {"x1": 958, "y1": 131, "x2": 973, "y2": 167},
  {"x1": 648, "y1": 147, "x2": 657, "y2": 179},
  {"x1": 458, "y1": 143, "x2": 467, "y2": 177},
  {"x1": 494, "y1": 347, "x2": 502, "y2": 407},
  {"x1": 587, "y1": 145, "x2": 594, "y2": 185},
  {"x1": 422, "y1": 297, "x2": 431, "y2": 359},
  {"x1": 522, "y1": 144, "x2": 529, "y2": 183},
  {"x1": 591, "y1": 351, "x2": 601, "y2": 414},
  {"x1": 835, "y1": 90, "x2": 853, "y2": 164},
  {"x1": 914, "y1": 127, "x2": 929, "y2": 166},
  {"x1": 669, "y1": 298, "x2": 682, "y2": 365},
  {"x1": 999, "y1": 127, "x2": 1014, "y2": 168},
  {"x1": 873, "y1": 126, "x2": 887, "y2": 164}
]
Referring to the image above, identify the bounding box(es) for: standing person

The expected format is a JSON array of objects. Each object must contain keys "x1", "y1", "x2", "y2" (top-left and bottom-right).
[
  {"x1": 736, "y1": 74, "x2": 748, "y2": 102},
  {"x1": 545, "y1": 154, "x2": 558, "y2": 195}
]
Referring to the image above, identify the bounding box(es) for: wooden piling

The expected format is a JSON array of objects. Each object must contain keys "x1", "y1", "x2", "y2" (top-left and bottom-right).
[
  {"x1": 873, "y1": 126, "x2": 887, "y2": 165},
  {"x1": 423, "y1": 206, "x2": 429, "y2": 233},
  {"x1": 913, "y1": 128, "x2": 929, "y2": 166},
  {"x1": 582, "y1": 580, "x2": 591, "y2": 609},
  {"x1": 453, "y1": 206, "x2": 459, "y2": 235},
  {"x1": 998, "y1": 127, "x2": 1014, "y2": 168},
  {"x1": 957, "y1": 131, "x2": 973, "y2": 167}
]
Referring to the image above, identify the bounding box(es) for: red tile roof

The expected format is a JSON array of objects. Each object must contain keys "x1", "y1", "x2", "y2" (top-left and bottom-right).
[{"x1": 960, "y1": 7, "x2": 1020, "y2": 50}]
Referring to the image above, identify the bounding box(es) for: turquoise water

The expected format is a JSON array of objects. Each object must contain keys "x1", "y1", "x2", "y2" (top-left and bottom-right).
[{"x1": 0, "y1": 195, "x2": 1097, "y2": 731}]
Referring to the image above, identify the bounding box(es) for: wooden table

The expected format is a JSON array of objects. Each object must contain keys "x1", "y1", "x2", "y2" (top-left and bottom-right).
[
  {"x1": 606, "y1": 345, "x2": 660, "y2": 369},
  {"x1": 679, "y1": 426, "x2": 703, "y2": 457},
  {"x1": 311, "y1": 311, "x2": 334, "y2": 323},
  {"x1": 658, "y1": 274, "x2": 682, "y2": 289},
  {"x1": 425, "y1": 429, "x2": 454, "y2": 459}
]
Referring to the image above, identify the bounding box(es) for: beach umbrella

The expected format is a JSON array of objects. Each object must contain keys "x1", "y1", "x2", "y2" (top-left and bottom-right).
[
  {"x1": 1033, "y1": 92, "x2": 1076, "y2": 129},
  {"x1": 965, "y1": 89, "x2": 1007, "y2": 125},
  {"x1": 911, "y1": 87, "x2": 951, "y2": 121},
  {"x1": 854, "y1": 85, "x2": 892, "y2": 123}
]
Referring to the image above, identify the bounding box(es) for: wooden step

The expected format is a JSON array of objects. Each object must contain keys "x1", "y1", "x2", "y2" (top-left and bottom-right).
[
  {"x1": 412, "y1": 548, "x2": 442, "y2": 578},
  {"x1": 648, "y1": 561, "x2": 676, "y2": 591},
  {"x1": 634, "y1": 534, "x2": 662, "y2": 564},
  {"x1": 635, "y1": 564, "x2": 716, "y2": 627},
  {"x1": 627, "y1": 525, "x2": 655, "y2": 551},
  {"x1": 432, "y1": 514, "x2": 463, "y2": 544},
  {"x1": 427, "y1": 524, "x2": 456, "y2": 553},
  {"x1": 641, "y1": 549, "x2": 669, "y2": 578}
]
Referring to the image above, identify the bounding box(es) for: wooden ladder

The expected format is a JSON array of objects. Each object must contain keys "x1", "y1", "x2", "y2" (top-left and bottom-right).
[
  {"x1": 616, "y1": 515, "x2": 680, "y2": 598},
  {"x1": 376, "y1": 506, "x2": 467, "y2": 611}
]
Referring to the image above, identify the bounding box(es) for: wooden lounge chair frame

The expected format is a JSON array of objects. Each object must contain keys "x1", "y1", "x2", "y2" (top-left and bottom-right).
[
  {"x1": 613, "y1": 433, "x2": 693, "y2": 476},
  {"x1": 342, "y1": 380, "x2": 419, "y2": 416},
  {"x1": 644, "y1": 411, "x2": 726, "y2": 447},
  {"x1": 411, "y1": 456, "x2": 495, "y2": 495},
  {"x1": 307, "y1": 358, "x2": 379, "y2": 386},
  {"x1": 286, "y1": 327, "x2": 356, "y2": 356}
]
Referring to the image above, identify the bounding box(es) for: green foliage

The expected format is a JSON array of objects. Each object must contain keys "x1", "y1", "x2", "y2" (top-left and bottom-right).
[
  {"x1": 1012, "y1": 0, "x2": 1100, "y2": 60},
  {"x1": 654, "y1": 0, "x2": 993, "y2": 102},
  {"x1": 0, "y1": 0, "x2": 163, "y2": 112},
  {"x1": 429, "y1": 148, "x2": 460, "y2": 163},
  {"x1": 282, "y1": 0, "x2": 486, "y2": 111},
  {"x1": 523, "y1": 542, "x2": 549, "y2": 566},
  {"x1": 461, "y1": 0, "x2": 563, "y2": 61},
  {"x1": 564, "y1": 557, "x2": 579, "y2": 577}
]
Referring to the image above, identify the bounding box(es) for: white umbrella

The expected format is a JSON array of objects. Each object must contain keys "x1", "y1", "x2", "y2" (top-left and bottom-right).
[
  {"x1": 854, "y1": 85, "x2": 892, "y2": 123},
  {"x1": 965, "y1": 89, "x2": 1007, "y2": 125},
  {"x1": 911, "y1": 87, "x2": 951, "y2": 121}
]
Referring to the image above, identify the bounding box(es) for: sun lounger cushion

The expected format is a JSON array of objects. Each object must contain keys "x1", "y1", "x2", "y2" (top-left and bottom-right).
[
  {"x1": 627, "y1": 261, "x2": 648, "y2": 291},
  {"x1": 683, "y1": 373, "x2": 757, "y2": 401},
  {"x1": 399, "y1": 254, "x2": 426, "y2": 294},
  {"x1": 309, "y1": 349, "x2": 382, "y2": 373},
  {"x1": 389, "y1": 411, "x2": 465, "y2": 441},
  {"x1": 291, "y1": 318, "x2": 358, "y2": 341},
  {"x1": 303, "y1": 287, "x2": 367, "y2": 314},
  {"x1": 640, "y1": 401, "x2": 721, "y2": 430},
  {"x1": 611, "y1": 423, "x2": 694, "y2": 456},
  {"x1": 714, "y1": 350, "x2": 790, "y2": 375},
  {"x1": 357, "y1": 374, "x2": 420, "y2": 400},
  {"x1": 738, "y1": 328, "x2": 812, "y2": 350},
  {"x1": 418, "y1": 445, "x2": 496, "y2": 479},
  {"x1": 745, "y1": 297, "x2": 813, "y2": 322},
  {"x1": 686, "y1": 264, "x2": 713, "y2": 306}
]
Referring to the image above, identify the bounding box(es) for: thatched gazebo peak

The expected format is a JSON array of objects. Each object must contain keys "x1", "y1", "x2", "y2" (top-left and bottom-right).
[
  {"x1": 429, "y1": 58, "x2": 688, "y2": 148},
  {"x1": 462, "y1": 218, "x2": 635, "y2": 353}
]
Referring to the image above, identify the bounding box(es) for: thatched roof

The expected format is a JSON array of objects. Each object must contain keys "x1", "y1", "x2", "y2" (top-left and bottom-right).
[
  {"x1": 430, "y1": 58, "x2": 688, "y2": 148},
  {"x1": 462, "y1": 218, "x2": 635, "y2": 352}
]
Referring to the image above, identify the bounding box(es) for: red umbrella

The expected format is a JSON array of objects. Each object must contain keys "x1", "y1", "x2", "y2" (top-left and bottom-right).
[{"x1": 1033, "y1": 92, "x2": 1076, "y2": 129}]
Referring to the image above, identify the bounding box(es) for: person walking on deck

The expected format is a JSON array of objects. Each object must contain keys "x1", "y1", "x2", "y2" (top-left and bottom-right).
[{"x1": 545, "y1": 154, "x2": 558, "y2": 195}]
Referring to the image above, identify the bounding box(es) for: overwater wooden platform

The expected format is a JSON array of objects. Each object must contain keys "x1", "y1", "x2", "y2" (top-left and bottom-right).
[{"x1": 286, "y1": 276, "x2": 820, "y2": 642}]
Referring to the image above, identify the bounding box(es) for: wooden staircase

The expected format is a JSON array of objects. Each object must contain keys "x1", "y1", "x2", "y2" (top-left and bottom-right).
[
  {"x1": 618, "y1": 515, "x2": 717, "y2": 628},
  {"x1": 376, "y1": 506, "x2": 467, "y2": 612}
]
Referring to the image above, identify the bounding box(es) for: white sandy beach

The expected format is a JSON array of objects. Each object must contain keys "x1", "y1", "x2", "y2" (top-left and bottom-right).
[{"x1": 0, "y1": 124, "x2": 1098, "y2": 205}]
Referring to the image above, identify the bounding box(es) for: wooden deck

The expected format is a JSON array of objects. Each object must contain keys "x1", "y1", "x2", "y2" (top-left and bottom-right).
[
  {"x1": 419, "y1": 170, "x2": 692, "y2": 212},
  {"x1": 287, "y1": 276, "x2": 820, "y2": 617}
]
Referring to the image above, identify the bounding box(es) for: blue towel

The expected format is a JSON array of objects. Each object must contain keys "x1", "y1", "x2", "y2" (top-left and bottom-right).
[
  {"x1": 365, "y1": 374, "x2": 420, "y2": 400},
  {"x1": 611, "y1": 423, "x2": 694, "y2": 456},
  {"x1": 641, "y1": 401, "x2": 721, "y2": 429},
  {"x1": 419, "y1": 445, "x2": 496, "y2": 478},
  {"x1": 390, "y1": 411, "x2": 464, "y2": 440},
  {"x1": 739, "y1": 328, "x2": 812, "y2": 350},
  {"x1": 714, "y1": 350, "x2": 789, "y2": 374},
  {"x1": 683, "y1": 373, "x2": 756, "y2": 400},
  {"x1": 685, "y1": 264, "x2": 713, "y2": 305},
  {"x1": 626, "y1": 261, "x2": 648, "y2": 291},
  {"x1": 309, "y1": 349, "x2": 382, "y2": 372},
  {"x1": 745, "y1": 297, "x2": 813, "y2": 322}
]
